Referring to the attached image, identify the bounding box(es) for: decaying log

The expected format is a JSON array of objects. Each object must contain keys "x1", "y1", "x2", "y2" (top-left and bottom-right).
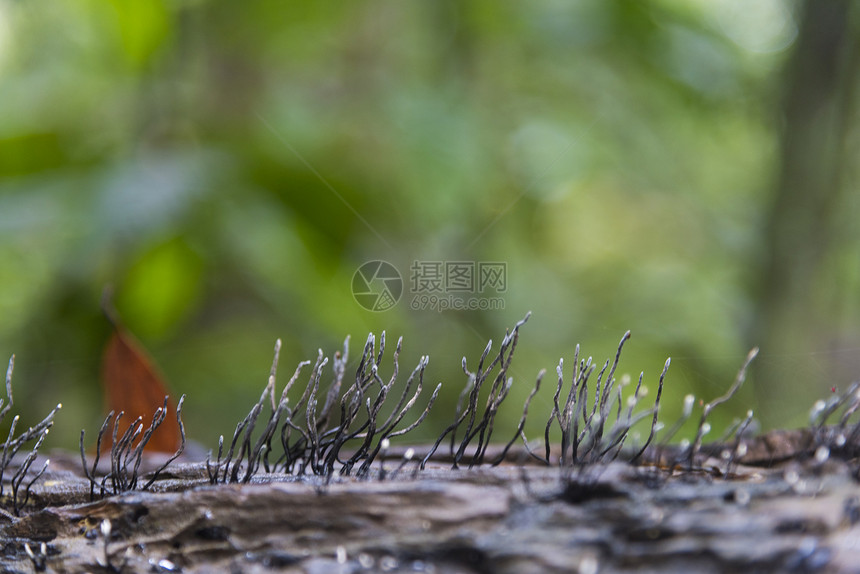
[
  {"x1": 2, "y1": 322, "x2": 860, "y2": 572},
  {"x1": 0, "y1": 444, "x2": 859, "y2": 574}
]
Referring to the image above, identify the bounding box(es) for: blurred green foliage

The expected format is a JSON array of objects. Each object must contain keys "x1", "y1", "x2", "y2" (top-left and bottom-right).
[{"x1": 0, "y1": 0, "x2": 856, "y2": 451}]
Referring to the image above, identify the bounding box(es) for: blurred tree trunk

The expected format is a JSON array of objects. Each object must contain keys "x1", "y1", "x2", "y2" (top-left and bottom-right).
[{"x1": 753, "y1": 0, "x2": 860, "y2": 427}]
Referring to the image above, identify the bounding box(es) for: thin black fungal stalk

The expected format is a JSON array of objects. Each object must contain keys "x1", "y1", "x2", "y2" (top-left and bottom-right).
[
  {"x1": 24, "y1": 542, "x2": 47, "y2": 572},
  {"x1": 320, "y1": 335, "x2": 384, "y2": 474},
  {"x1": 576, "y1": 358, "x2": 612, "y2": 460},
  {"x1": 127, "y1": 400, "x2": 168, "y2": 490},
  {"x1": 0, "y1": 356, "x2": 14, "y2": 430},
  {"x1": 338, "y1": 333, "x2": 379, "y2": 422},
  {"x1": 262, "y1": 338, "x2": 282, "y2": 411},
  {"x1": 80, "y1": 412, "x2": 113, "y2": 500},
  {"x1": 110, "y1": 414, "x2": 141, "y2": 492},
  {"x1": 601, "y1": 405, "x2": 661, "y2": 462},
  {"x1": 229, "y1": 397, "x2": 266, "y2": 483},
  {"x1": 628, "y1": 358, "x2": 669, "y2": 463},
  {"x1": 585, "y1": 331, "x2": 631, "y2": 458},
  {"x1": 144, "y1": 394, "x2": 186, "y2": 489},
  {"x1": 106, "y1": 411, "x2": 124, "y2": 492},
  {"x1": 541, "y1": 333, "x2": 671, "y2": 467},
  {"x1": 235, "y1": 341, "x2": 289, "y2": 482},
  {"x1": 838, "y1": 385, "x2": 860, "y2": 453},
  {"x1": 10, "y1": 429, "x2": 49, "y2": 516},
  {"x1": 316, "y1": 337, "x2": 349, "y2": 432},
  {"x1": 714, "y1": 416, "x2": 745, "y2": 445},
  {"x1": 449, "y1": 375, "x2": 475, "y2": 455},
  {"x1": 112, "y1": 414, "x2": 142, "y2": 493},
  {"x1": 310, "y1": 352, "x2": 340, "y2": 474},
  {"x1": 544, "y1": 356, "x2": 567, "y2": 464},
  {"x1": 356, "y1": 357, "x2": 435, "y2": 476},
  {"x1": 258, "y1": 341, "x2": 292, "y2": 474},
  {"x1": 340, "y1": 358, "x2": 401, "y2": 474},
  {"x1": 451, "y1": 341, "x2": 499, "y2": 468},
  {"x1": 458, "y1": 313, "x2": 530, "y2": 468},
  {"x1": 80, "y1": 396, "x2": 187, "y2": 497},
  {"x1": 846, "y1": 422, "x2": 860, "y2": 461},
  {"x1": 577, "y1": 369, "x2": 617, "y2": 463},
  {"x1": 219, "y1": 418, "x2": 248, "y2": 483},
  {"x1": 206, "y1": 435, "x2": 224, "y2": 484},
  {"x1": 214, "y1": 332, "x2": 438, "y2": 480},
  {"x1": 376, "y1": 438, "x2": 390, "y2": 480},
  {"x1": 448, "y1": 342, "x2": 491, "y2": 461},
  {"x1": 461, "y1": 368, "x2": 507, "y2": 466},
  {"x1": 388, "y1": 447, "x2": 416, "y2": 480},
  {"x1": 222, "y1": 406, "x2": 262, "y2": 482},
  {"x1": 573, "y1": 357, "x2": 598, "y2": 462},
  {"x1": 588, "y1": 378, "x2": 627, "y2": 461},
  {"x1": 374, "y1": 351, "x2": 422, "y2": 435},
  {"x1": 21, "y1": 458, "x2": 49, "y2": 511},
  {"x1": 460, "y1": 370, "x2": 505, "y2": 468},
  {"x1": 120, "y1": 421, "x2": 146, "y2": 476},
  {"x1": 99, "y1": 519, "x2": 110, "y2": 568},
  {"x1": 318, "y1": 351, "x2": 362, "y2": 474},
  {"x1": 627, "y1": 373, "x2": 644, "y2": 421},
  {"x1": 569, "y1": 357, "x2": 594, "y2": 465},
  {"x1": 589, "y1": 364, "x2": 628, "y2": 455},
  {"x1": 837, "y1": 383, "x2": 860, "y2": 430},
  {"x1": 273, "y1": 360, "x2": 312, "y2": 473},
  {"x1": 469, "y1": 319, "x2": 531, "y2": 468},
  {"x1": 809, "y1": 380, "x2": 860, "y2": 450},
  {"x1": 255, "y1": 400, "x2": 292, "y2": 477},
  {"x1": 598, "y1": 373, "x2": 645, "y2": 462},
  {"x1": 317, "y1": 337, "x2": 376, "y2": 476},
  {"x1": 352, "y1": 359, "x2": 410, "y2": 474},
  {"x1": 843, "y1": 421, "x2": 860, "y2": 460},
  {"x1": 0, "y1": 412, "x2": 11, "y2": 490},
  {"x1": 303, "y1": 351, "x2": 329, "y2": 474},
  {"x1": 560, "y1": 354, "x2": 594, "y2": 466},
  {"x1": 492, "y1": 369, "x2": 547, "y2": 466},
  {"x1": 421, "y1": 313, "x2": 531, "y2": 470},
  {"x1": 470, "y1": 376, "x2": 513, "y2": 467},
  {"x1": 218, "y1": 343, "x2": 304, "y2": 481},
  {"x1": 0, "y1": 357, "x2": 62, "y2": 497},
  {"x1": 810, "y1": 382, "x2": 860, "y2": 433},
  {"x1": 116, "y1": 420, "x2": 145, "y2": 486},
  {"x1": 385, "y1": 381, "x2": 441, "y2": 439},
  {"x1": 658, "y1": 393, "x2": 696, "y2": 447},
  {"x1": 723, "y1": 409, "x2": 754, "y2": 475},
  {"x1": 0, "y1": 404, "x2": 61, "y2": 495},
  {"x1": 599, "y1": 372, "x2": 645, "y2": 462},
  {"x1": 686, "y1": 347, "x2": 759, "y2": 469},
  {"x1": 794, "y1": 382, "x2": 860, "y2": 460},
  {"x1": 281, "y1": 418, "x2": 309, "y2": 475},
  {"x1": 327, "y1": 337, "x2": 436, "y2": 476},
  {"x1": 544, "y1": 347, "x2": 584, "y2": 465},
  {"x1": 366, "y1": 339, "x2": 407, "y2": 436},
  {"x1": 580, "y1": 363, "x2": 664, "y2": 465},
  {"x1": 577, "y1": 357, "x2": 609, "y2": 445},
  {"x1": 97, "y1": 518, "x2": 126, "y2": 573}
]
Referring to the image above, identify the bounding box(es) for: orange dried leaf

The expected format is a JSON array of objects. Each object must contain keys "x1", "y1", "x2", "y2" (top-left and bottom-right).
[{"x1": 101, "y1": 327, "x2": 181, "y2": 454}]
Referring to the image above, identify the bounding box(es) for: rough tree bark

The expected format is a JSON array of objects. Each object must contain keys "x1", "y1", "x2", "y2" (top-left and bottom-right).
[{"x1": 1, "y1": 434, "x2": 860, "y2": 574}]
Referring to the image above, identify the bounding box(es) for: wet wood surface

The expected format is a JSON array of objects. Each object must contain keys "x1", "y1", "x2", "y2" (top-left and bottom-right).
[{"x1": 1, "y1": 436, "x2": 859, "y2": 574}]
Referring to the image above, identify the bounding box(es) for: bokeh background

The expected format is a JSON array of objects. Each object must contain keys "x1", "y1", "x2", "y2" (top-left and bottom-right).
[{"x1": 1, "y1": 0, "x2": 859, "y2": 450}]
